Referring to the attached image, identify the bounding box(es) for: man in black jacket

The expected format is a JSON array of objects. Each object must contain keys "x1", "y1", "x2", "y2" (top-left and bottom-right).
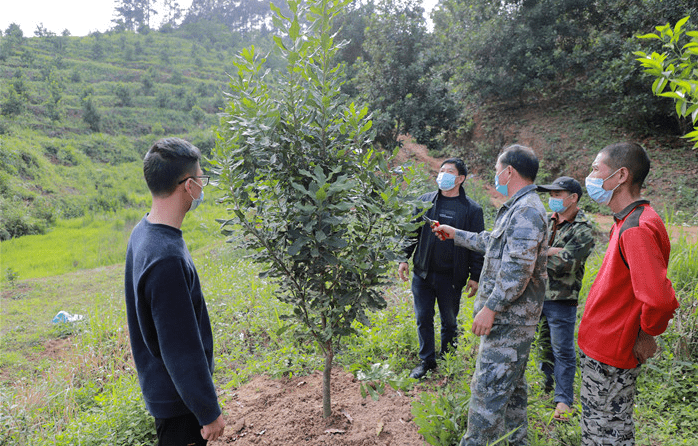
[{"x1": 399, "y1": 158, "x2": 485, "y2": 379}]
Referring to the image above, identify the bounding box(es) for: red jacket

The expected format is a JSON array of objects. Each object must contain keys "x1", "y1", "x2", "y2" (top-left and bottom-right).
[{"x1": 578, "y1": 200, "x2": 679, "y2": 369}]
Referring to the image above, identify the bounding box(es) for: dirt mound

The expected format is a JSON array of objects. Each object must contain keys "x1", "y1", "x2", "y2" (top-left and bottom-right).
[{"x1": 212, "y1": 368, "x2": 424, "y2": 445}]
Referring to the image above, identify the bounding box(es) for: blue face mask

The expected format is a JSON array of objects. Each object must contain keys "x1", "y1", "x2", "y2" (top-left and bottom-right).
[
  {"x1": 495, "y1": 167, "x2": 509, "y2": 197},
  {"x1": 437, "y1": 172, "x2": 457, "y2": 191},
  {"x1": 585, "y1": 169, "x2": 621, "y2": 205},
  {"x1": 189, "y1": 190, "x2": 204, "y2": 212},
  {"x1": 187, "y1": 178, "x2": 205, "y2": 212},
  {"x1": 548, "y1": 197, "x2": 568, "y2": 213}
]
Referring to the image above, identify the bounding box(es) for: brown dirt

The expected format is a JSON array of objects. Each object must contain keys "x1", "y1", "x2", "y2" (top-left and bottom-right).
[{"x1": 212, "y1": 368, "x2": 425, "y2": 445}]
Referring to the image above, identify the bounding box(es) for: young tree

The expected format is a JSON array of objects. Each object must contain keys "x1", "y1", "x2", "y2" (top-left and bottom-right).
[
  {"x1": 635, "y1": 16, "x2": 698, "y2": 147},
  {"x1": 82, "y1": 96, "x2": 101, "y2": 132},
  {"x1": 213, "y1": 0, "x2": 423, "y2": 418}
]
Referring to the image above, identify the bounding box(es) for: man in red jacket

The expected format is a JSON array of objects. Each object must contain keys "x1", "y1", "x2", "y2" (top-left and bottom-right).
[{"x1": 578, "y1": 142, "x2": 679, "y2": 445}]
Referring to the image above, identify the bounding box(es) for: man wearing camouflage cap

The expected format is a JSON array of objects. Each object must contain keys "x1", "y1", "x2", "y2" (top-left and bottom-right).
[
  {"x1": 536, "y1": 176, "x2": 595, "y2": 421},
  {"x1": 434, "y1": 144, "x2": 548, "y2": 446}
]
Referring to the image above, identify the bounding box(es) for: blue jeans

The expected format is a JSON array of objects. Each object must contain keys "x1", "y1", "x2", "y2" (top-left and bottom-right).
[
  {"x1": 412, "y1": 272, "x2": 463, "y2": 364},
  {"x1": 538, "y1": 300, "x2": 577, "y2": 407}
]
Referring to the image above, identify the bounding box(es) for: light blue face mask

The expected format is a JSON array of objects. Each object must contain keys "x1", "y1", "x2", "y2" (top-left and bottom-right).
[
  {"x1": 495, "y1": 167, "x2": 510, "y2": 197},
  {"x1": 189, "y1": 190, "x2": 204, "y2": 212},
  {"x1": 585, "y1": 168, "x2": 621, "y2": 205},
  {"x1": 548, "y1": 197, "x2": 568, "y2": 213},
  {"x1": 437, "y1": 172, "x2": 457, "y2": 191},
  {"x1": 187, "y1": 178, "x2": 205, "y2": 212}
]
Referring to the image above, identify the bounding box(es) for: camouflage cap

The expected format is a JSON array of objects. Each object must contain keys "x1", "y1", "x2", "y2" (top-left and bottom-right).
[{"x1": 537, "y1": 176, "x2": 583, "y2": 198}]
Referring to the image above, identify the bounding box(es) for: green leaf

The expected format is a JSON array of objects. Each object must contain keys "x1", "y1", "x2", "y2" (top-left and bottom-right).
[
  {"x1": 288, "y1": 237, "x2": 309, "y2": 256},
  {"x1": 289, "y1": 19, "x2": 300, "y2": 40}
]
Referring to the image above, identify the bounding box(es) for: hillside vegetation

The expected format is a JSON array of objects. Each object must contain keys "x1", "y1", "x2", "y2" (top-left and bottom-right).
[
  {"x1": 1, "y1": 2, "x2": 698, "y2": 445},
  {"x1": 0, "y1": 25, "x2": 278, "y2": 240},
  {"x1": 2, "y1": 3, "x2": 698, "y2": 244}
]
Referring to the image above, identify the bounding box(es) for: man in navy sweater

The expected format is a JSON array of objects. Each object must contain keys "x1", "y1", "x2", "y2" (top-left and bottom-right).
[{"x1": 125, "y1": 137, "x2": 225, "y2": 445}]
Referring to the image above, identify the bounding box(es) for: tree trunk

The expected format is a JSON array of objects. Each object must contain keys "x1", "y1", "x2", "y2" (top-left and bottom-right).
[{"x1": 322, "y1": 341, "x2": 334, "y2": 418}]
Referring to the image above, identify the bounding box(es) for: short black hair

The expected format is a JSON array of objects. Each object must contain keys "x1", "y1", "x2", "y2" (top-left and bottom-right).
[
  {"x1": 441, "y1": 157, "x2": 468, "y2": 177},
  {"x1": 143, "y1": 137, "x2": 201, "y2": 197},
  {"x1": 600, "y1": 142, "x2": 650, "y2": 188},
  {"x1": 499, "y1": 144, "x2": 539, "y2": 182}
]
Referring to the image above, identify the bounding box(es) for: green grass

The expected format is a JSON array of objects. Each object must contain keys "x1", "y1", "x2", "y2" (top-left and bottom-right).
[{"x1": 1, "y1": 200, "x2": 697, "y2": 445}]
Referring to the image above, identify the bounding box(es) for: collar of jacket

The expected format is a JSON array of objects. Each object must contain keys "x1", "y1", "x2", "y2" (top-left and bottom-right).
[
  {"x1": 432, "y1": 185, "x2": 468, "y2": 204},
  {"x1": 613, "y1": 199, "x2": 650, "y2": 222},
  {"x1": 500, "y1": 184, "x2": 538, "y2": 209}
]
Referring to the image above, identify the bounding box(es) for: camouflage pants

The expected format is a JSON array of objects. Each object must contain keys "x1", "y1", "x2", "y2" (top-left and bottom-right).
[
  {"x1": 460, "y1": 324, "x2": 537, "y2": 446},
  {"x1": 580, "y1": 352, "x2": 642, "y2": 446}
]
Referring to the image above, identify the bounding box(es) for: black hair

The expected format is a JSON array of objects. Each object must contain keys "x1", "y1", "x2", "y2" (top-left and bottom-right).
[
  {"x1": 143, "y1": 137, "x2": 201, "y2": 197},
  {"x1": 600, "y1": 142, "x2": 650, "y2": 188},
  {"x1": 499, "y1": 144, "x2": 539, "y2": 182},
  {"x1": 441, "y1": 157, "x2": 468, "y2": 177}
]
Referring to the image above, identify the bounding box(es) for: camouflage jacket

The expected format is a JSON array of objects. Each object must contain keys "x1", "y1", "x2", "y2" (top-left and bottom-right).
[
  {"x1": 454, "y1": 185, "x2": 548, "y2": 326},
  {"x1": 545, "y1": 209, "x2": 595, "y2": 302}
]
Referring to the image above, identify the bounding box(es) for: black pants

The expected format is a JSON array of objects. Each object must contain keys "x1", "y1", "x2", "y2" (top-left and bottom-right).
[{"x1": 155, "y1": 413, "x2": 206, "y2": 446}]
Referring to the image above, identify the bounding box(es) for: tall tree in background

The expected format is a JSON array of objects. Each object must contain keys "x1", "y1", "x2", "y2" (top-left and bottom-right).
[
  {"x1": 355, "y1": 0, "x2": 460, "y2": 151},
  {"x1": 112, "y1": 0, "x2": 158, "y2": 31},
  {"x1": 432, "y1": 0, "x2": 593, "y2": 100},
  {"x1": 161, "y1": 0, "x2": 184, "y2": 26},
  {"x1": 184, "y1": 0, "x2": 284, "y2": 34}
]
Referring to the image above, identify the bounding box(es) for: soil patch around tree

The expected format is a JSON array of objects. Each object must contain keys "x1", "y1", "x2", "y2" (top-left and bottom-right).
[{"x1": 211, "y1": 368, "x2": 425, "y2": 445}]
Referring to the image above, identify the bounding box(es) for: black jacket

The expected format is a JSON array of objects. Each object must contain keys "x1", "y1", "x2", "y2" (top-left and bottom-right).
[{"x1": 404, "y1": 187, "x2": 485, "y2": 287}]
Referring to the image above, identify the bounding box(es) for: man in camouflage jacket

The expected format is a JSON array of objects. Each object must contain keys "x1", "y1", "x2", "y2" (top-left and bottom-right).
[
  {"x1": 435, "y1": 145, "x2": 548, "y2": 446},
  {"x1": 537, "y1": 176, "x2": 595, "y2": 420}
]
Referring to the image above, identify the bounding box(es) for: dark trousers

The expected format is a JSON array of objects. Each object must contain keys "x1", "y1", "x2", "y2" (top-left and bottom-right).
[
  {"x1": 155, "y1": 413, "x2": 206, "y2": 446},
  {"x1": 412, "y1": 272, "x2": 463, "y2": 364}
]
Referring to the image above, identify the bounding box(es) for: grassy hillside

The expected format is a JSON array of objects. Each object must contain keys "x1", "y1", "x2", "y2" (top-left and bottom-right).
[{"x1": 0, "y1": 28, "x2": 276, "y2": 240}]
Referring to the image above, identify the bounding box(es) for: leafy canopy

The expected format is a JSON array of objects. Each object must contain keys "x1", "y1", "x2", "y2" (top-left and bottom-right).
[{"x1": 212, "y1": 0, "x2": 425, "y2": 417}]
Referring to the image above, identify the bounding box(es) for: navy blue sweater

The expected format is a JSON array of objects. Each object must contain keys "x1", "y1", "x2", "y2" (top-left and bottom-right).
[{"x1": 125, "y1": 216, "x2": 221, "y2": 425}]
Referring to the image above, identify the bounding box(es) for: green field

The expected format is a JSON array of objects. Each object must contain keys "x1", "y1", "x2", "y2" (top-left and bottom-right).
[{"x1": 1, "y1": 182, "x2": 696, "y2": 445}]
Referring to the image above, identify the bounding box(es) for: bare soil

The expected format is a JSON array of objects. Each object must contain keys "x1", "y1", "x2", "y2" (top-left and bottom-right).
[{"x1": 212, "y1": 369, "x2": 425, "y2": 445}]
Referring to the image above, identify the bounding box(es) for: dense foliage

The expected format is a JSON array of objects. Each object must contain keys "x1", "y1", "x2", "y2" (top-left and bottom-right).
[
  {"x1": 431, "y1": 0, "x2": 698, "y2": 131},
  {"x1": 213, "y1": 0, "x2": 424, "y2": 418},
  {"x1": 635, "y1": 16, "x2": 698, "y2": 147}
]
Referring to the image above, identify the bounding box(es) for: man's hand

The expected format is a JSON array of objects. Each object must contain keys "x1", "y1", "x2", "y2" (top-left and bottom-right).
[
  {"x1": 465, "y1": 279, "x2": 478, "y2": 298},
  {"x1": 471, "y1": 306, "x2": 496, "y2": 336},
  {"x1": 633, "y1": 329, "x2": 658, "y2": 364},
  {"x1": 398, "y1": 262, "x2": 409, "y2": 282},
  {"x1": 201, "y1": 414, "x2": 225, "y2": 441},
  {"x1": 433, "y1": 224, "x2": 455, "y2": 240}
]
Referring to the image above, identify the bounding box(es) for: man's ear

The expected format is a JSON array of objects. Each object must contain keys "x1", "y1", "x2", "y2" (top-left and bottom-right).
[{"x1": 618, "y1": 166, "x2": 631, "y2": 185}]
